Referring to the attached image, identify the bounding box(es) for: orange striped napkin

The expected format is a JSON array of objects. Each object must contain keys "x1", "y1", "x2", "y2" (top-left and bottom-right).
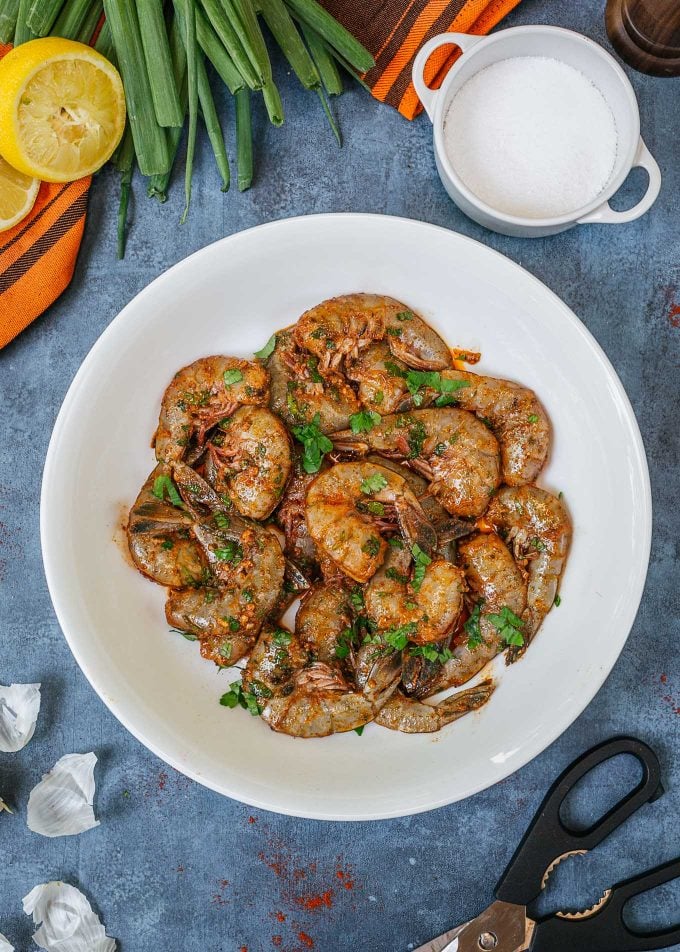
[
  {"x1": 0, "y1": 0, "x2": 520, "y2": 349},
  {"x1": 323, "y1": 0, "x2": 522, "y2": 117}
]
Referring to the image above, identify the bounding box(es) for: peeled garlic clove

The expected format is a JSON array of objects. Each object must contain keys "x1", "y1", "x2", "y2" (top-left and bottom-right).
[
  {"x1": 0, "y1": 798, "x2": 12, "y2": 814},
  {"x1": 23, "y1": 882, "x2": 115, "y2": 952},
  {"x1": 27, "y1": 753, "x2": 99, "y2": 838},
  {"x1": 0, "y1": 683, "x2": 41, "y2": 752},
  {"x1": 0, "y1": 932, "x2": 14, "y2": 951}
]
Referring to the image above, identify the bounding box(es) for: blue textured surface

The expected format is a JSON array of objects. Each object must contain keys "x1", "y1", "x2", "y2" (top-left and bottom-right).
[{"x1": 1, "y1": 1, "x2": 679, "y2": 949}]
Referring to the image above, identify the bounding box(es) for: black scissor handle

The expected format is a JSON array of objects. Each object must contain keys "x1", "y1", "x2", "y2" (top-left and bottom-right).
[
  {"x1": 531, "y1": 857, "x2": 680, "y2": 952},
  {"x1": 495, "y1": 736, "x2": 663, "y2": 907}
]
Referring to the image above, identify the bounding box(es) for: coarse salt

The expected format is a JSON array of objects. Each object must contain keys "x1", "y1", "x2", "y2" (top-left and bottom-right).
[{"x1": 443, "y1": 56, "x2": 618, "y2": 219}]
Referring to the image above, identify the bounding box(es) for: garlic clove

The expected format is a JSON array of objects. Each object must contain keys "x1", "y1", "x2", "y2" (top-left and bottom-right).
[
  {"x1": 22, "y1": 882, "x2": 115, "y2": 952},
  {"x1": 27, "y1": 753, "x2": 99, "y2": 838},
  {"x1": 0, "y1": 683, "x2": 41, "y2": 752}
]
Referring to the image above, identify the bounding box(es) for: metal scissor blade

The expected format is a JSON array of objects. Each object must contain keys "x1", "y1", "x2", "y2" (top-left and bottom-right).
[{"x1": 412, "y1": 919, "x2": 470, "y2": 952}]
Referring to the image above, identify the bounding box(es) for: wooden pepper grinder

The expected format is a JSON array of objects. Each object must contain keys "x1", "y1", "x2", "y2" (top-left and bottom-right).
[{"x1": 606, "y1": 0, "x2": 680, "y2": 75}]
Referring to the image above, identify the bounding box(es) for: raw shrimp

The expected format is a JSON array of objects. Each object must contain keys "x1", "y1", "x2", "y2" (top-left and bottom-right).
[
  {"x1": 155, "y1": 356, "x2": 269, "y2": 463},
  {"x1": 345, "y1": 341, "x2": 412, "y2": 414},
  {"x1": 441, "y1": 369, "x2": 551, "y2": 485},
  {"x1": 333, "y1": 408, "x2": 501, "y2": 519},
  {"x1": 242, "y1": 623, "x2": 309, "y2": 699},
  {"x1": 375, "y1": 680, "x2": 495, "y2": 733},
  {"x1": 364, "y1": 542, "x2": 465, "y2": 644},
  {"x1": 268, "y1": 328, "x2": 360, "y2": 433},
  {"x1": 275, "y1": 449, "x2": 321, "y2": 577},
  {"x1": 296, "y1": 583, "x2": 354, "y2": 664},
  {"x1": 261, "y1": 657, "x2": 401, "y2": 737},
  {"x1": 305, "y1": 461, "x2": 436, "y2": 583},
  {"x1": 294, "y1": 293, "x2": 452, "y2": 372},
  {"x1": 486, "y1": 486, "x2": 571, "y2": 659},
  {"x1": 127, "y1": 464, "x2": 205, "y2": 587},
  {"x1": 204, "y1": 406, "x2": 292, "y2": 520}
]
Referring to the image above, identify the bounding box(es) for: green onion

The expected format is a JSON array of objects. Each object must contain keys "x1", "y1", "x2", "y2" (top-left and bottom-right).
[
  {"x1": 196, "y1": 5, "x2": 244, "y2": 94},
  {"x1": 0, "y1": 0, "x2": 20, "y2": 43},
  {"x1": 199, "y1": 0, "x2": 261, "y2": 89},
  {"x1": 138, "y1": 0, "x2": 184, "y2": 127},
  {"x1": 230, "y1": 0, "x2": 272, "y2": 84},
  {"x1": 235, "y1": 87, "x2": 253, "y2": 191},
  {"x1": 14, "y1": 0, "x2": 38, "y2": 43},
  {"x1": 75, "y1": 0, "x2": 104, "y2": 43},
  {"x1": 113, "y1": 123, "x2": 135, "y2": 258},
  {"x1": 147, "y1": 14, "x2": 188, "y2": 201},
  {"x1": 103, "y1": 0, "x2": 171, "y2": 175},
  {"x1": 51, "y1": 0, "x2": 97, "y2": 40},
  {"x1": 94, "y1": 17, "x2": 115, "y2": 62},
  {"x1": 283, "y1": 0, "x2": 374, "y2": 74},
  {"x1": 316, "y1": 86, "x2": 340, "y2": 145},
  {"x1": 257, "y1": 0, "x2": 318, "y2": 89},
  {"x1": 300, "y1": 21, "x2": 342, "y2": 95},
  {"x1": 261, "y1": 79, "x2": 284, "y2": 126},
  {"x1": 197, "y1": 55, "x2": 230, "y2": 191},
  {"x1": 25, "y1": 0, "x2": 64, "y2": 36},
  {"x1": 179, "y1": 0, "x2": 198, "y2": 223},
  {"x1": 326, "y1": 43, "x2": 371, "y2": 90}
]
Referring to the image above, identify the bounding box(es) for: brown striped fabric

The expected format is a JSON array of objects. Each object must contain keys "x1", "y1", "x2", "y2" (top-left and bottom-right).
[{"x1": 321, "y1": 0, "x2": 522, "y2": 118}]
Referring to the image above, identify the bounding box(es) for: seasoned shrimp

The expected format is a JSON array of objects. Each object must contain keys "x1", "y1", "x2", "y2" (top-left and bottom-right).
[
  {"x1": 334, "y1": 408, "x2": 501, "y2": 519},
  {"x1": 268, "y1": 328, "x2": 360, "y2": 433},
  {"x1": 296, "y1": 583, "x2": 353, "y2": 664},
  {"x1": 204, "y1": 406, "x2": 292, "y2": 520},
  {"x1": 243, "y1": 624, "x2": 309, "y2": 699},
  {"x1": 441, "y1": 369, "x2": 551, "y2": 485},
  {"x1": 261, "y1": 657, "x2": 401, "y2": 737},
  {"x1": 127, "y1": 464, "x2": 205, "y2": 587},
  {"x1": 345, "y1": 342, "x2": 411, "y2": 414},
  {"x1": 305, "y1": 461, "x2": 436, "y2": 583},
  {"x1": 155, "y1": 356, "x2": 269, "y2": 463},
  {"x1": 486, "y1": 486, "x2": 571, "y2": 659},
  {"x1": 294, "y1": 293, "x2": 452, "y2": 372},
  {"x1": 364, "y1": 543, "x2": 465, "y2": 644},
  {"x1": 275, "y1": 449, "x2": 321, "y2": 577},
  {"x1": 375, "y1": 680, "x2": 495, "y2": 733}
]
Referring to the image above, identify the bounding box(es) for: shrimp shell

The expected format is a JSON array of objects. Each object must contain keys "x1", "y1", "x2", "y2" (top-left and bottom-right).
[{"x1": 375, "y1": 680, "x2": 495, "y2": 733}]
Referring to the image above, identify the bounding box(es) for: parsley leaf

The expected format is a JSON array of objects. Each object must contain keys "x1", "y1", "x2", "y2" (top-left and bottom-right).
[
  {"x1": 527, "y1": 413, "x2": 539, "y2": 423},
  {"x1": 553, "y1": 594, "x2": 562, "y2": 607},
  {"x1": 354, "y1": 725, "x2": 365, "y2": 736},
  {"x1": 214, "y1": 541, "x2": 243, "y2": 563},
  {"x1": 349, "y1": 410, "x2": 381, "y2": 434},
  {"x1": 409, "y1": 644, "x2": 454, "y2": 664},
  {"x1": 307, "y1": 357, "x2": 323, "y2": 383},
  {"x1": 292, "y1": 413, "x2": 333, "y2": 474},
  {"x1": 223, "y1": 369, "x2": 243, "y2": 386},
  {"x1": 220, "y1": 679, "x2": 270, "y2": 715},
  {"x1": 272, "y1": 628, "x2": 292, "y2": 646},
  {"x1": 152, "y1": 474, "x2": 184, "y2": 508},
  {"x1": 170, "y1": 627, "x2": 198, "y2": 642},
  {"x1": 350, "y1": 587, "x2": 365, "y2": 612},
  {"x1": 410, "y1": 543, "x2": 431, "y2": 592},
  {"x1": 362, "y1": 536, "x2": 381, "y2": 557},
  {"x1": 360, "y1": 472, "x2": 388, "y2": 495},
  {"x1": 254, "y1": 334, "x2": 277, "y2": 359},
  {"x1": 464, "y1": 600, "x2": 484, "y2": 650},
  {"x1": 161, "y1": 539, "x2": 174, "y2": 550},
  {"x1": 214, "y1": 511, "x2": 230, "y2": 529},
  {"x1": 487, "y1": 605, "x2": 525, "y2": 647},
  {"x1": 383, "y1": 622, "x2": 418, "y2": 650},
  {"x1": 395, "y1": 310, "x2": 414, "y2": 321}
]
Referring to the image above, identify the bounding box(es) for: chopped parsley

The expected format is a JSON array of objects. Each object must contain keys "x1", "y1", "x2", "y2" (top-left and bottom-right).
[
  {"x1": 362, "y1": 536, "x2": 381, "y2": 557},
  {"x1": 395, "y1": 310, "x2": 414, "y2": 321},
  {"x1": 404, "y1": 370, "x2": 471, "y2": 408},
  {"x1": 487, "y1": 605, "x2": 525, "y2": 647},
  {"x1": 554, "y1": 594, "x2": 562, "y2": 607},
  {"x1": 214, "y1": 541, "x2": 243, "y2": 563},
  {"x1": 363, "y1": 500, "x2": 385, "y2": 516},
  {"x1": 152, "y1": 474, "x2": 184, "y2": 508},
  {"x1": 214, "y1": 511, "x2": 230, "y2": 529},
  {"x1": 373, "y1": 390, "x2": 384, "y2": 405},
  {"x1": 161, "y1": 539, "x2": 174, "y2": 550},
  {"x1": 272, "y1": 628, "x2": 292, "y2": 646},
  {"x1": 406, "y1": 420, "x2": 427, "y2": 458},
  {"x1": 350, "y1": 587, "x2": 365, "y2": 612},
  {"x1": 307, "y1": 357, "x2": 323, "y2": 383},
  {"x1": 527, "y1": 413, "x2": 539, "y2": 423},
  {"x1": 464, "y1": 600, "x2": 484, "y2": 650},
  {"x1": 386, "y1": 327, "x2": 402, "y2": 337},
  {"x1": 410, "y1": 543, "x2": 431, "y2": 592},
  {"x1": 223, "y1": 616, "x2": 240, "y2": 631},
  {"x1": 349, "y1": 410, "x2": 381, "y2": 434},
  {"x1": 386, "y1": 567, "x2": 409, "y2": 584},
  {"x1": 220, "y1": 680, "x2": 267, "y2": 715},
  {"x1": 292, "y1": 413, "x2": 333, "y2": 474},
  {"x1": 409, "y1": 644, "x2": 454, "y2": 664},
  {"x1": 170, "y1": 628, "x2": 198, "y2": 642},
  {"x1": 530, "y1": 537, "x2": 546, "y2": 551},
  {"x1": 254, "y1": 334, "x2": 277, "y2": 359},
  {"x1": 354, "y1": 725, "x2": 365, "y2": 736},
  {"x1": 335, "y1": 627, "x2": 356, "y2": 659},
  {"x1": 223, "y1": 369, "x2": 243, "y2": 386},
  {"x1": 360, "y1": 472, "x2": 388, "y2": 495},
  {"x1": 218, "y1": 642, "x2": 233, "y2": 660},
  {"x1": 387, "y1": 537, "x2": 404, "y2": 549},
  {"x1": 241, "y1": 589, "x2": 253, "y2": 603},
  {"x1": 383, "y1": 622, "x2": 418, "y2": 650}
]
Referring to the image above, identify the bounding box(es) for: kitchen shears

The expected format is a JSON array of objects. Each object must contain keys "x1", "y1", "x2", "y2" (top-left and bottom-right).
[{"x1": 415, "y1": 736, "x2": 680, "y2": 952}]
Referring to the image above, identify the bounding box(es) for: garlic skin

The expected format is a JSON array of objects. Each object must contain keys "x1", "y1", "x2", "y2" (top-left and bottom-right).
[
  {"x1": 27, "y1": 753, "x2": 99, "y2": 838},
  {"x1": 0, "y1": 798, "x2": 12, "y2": 814},
  {"x1": 0, "y1": 932, "x2": 14, "y2": 951},
  {"x1": 0, "y1": 683, "x2": 41, "y2": 752},
  {"x1": 23, "y1": 882, "x2": 115, "y2": 952}
]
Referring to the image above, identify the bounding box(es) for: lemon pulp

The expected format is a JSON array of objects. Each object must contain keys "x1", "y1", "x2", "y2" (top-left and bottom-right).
[{"x1": 0, "y1": 155, "x2": 39, "y2": 232}]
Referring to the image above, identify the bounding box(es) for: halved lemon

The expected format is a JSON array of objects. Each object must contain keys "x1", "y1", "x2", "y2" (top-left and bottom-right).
[
  {"x1": 0, "y1": 155, "x2": 40, "y2": 232},
  {"x1": 0, "y1": 37, "x2": 126, "y2": 183}
]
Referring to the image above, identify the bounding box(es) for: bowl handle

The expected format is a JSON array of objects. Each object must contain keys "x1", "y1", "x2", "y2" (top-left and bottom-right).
[
  {"x1": 577, "y1": 137, "x2": 661, "y2": 225},
  {"x1": 412, "y1": 32, "x2": 485, "y2": 122}
]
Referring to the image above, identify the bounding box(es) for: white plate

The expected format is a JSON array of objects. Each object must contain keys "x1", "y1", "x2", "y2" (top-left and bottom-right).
[{"x1": 41, "y1": 214, "x2": 651, "y2": 820}]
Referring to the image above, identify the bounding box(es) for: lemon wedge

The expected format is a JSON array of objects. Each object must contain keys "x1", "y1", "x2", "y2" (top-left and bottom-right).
[
  {"x1": 0, "y1": 155, "x2": 40, "y2": 232},
  {"x1": 0, "y1": 37, "x2": 126, "y2": 183}
]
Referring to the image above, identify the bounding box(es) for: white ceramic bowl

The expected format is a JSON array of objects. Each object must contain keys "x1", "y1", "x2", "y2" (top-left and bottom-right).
[
  {"x1": 413, "y1": 26, "x2": 661, "y2": 237},
  {"x1": 41, "y1": 214, "x2": 651, "y2": 820}
]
